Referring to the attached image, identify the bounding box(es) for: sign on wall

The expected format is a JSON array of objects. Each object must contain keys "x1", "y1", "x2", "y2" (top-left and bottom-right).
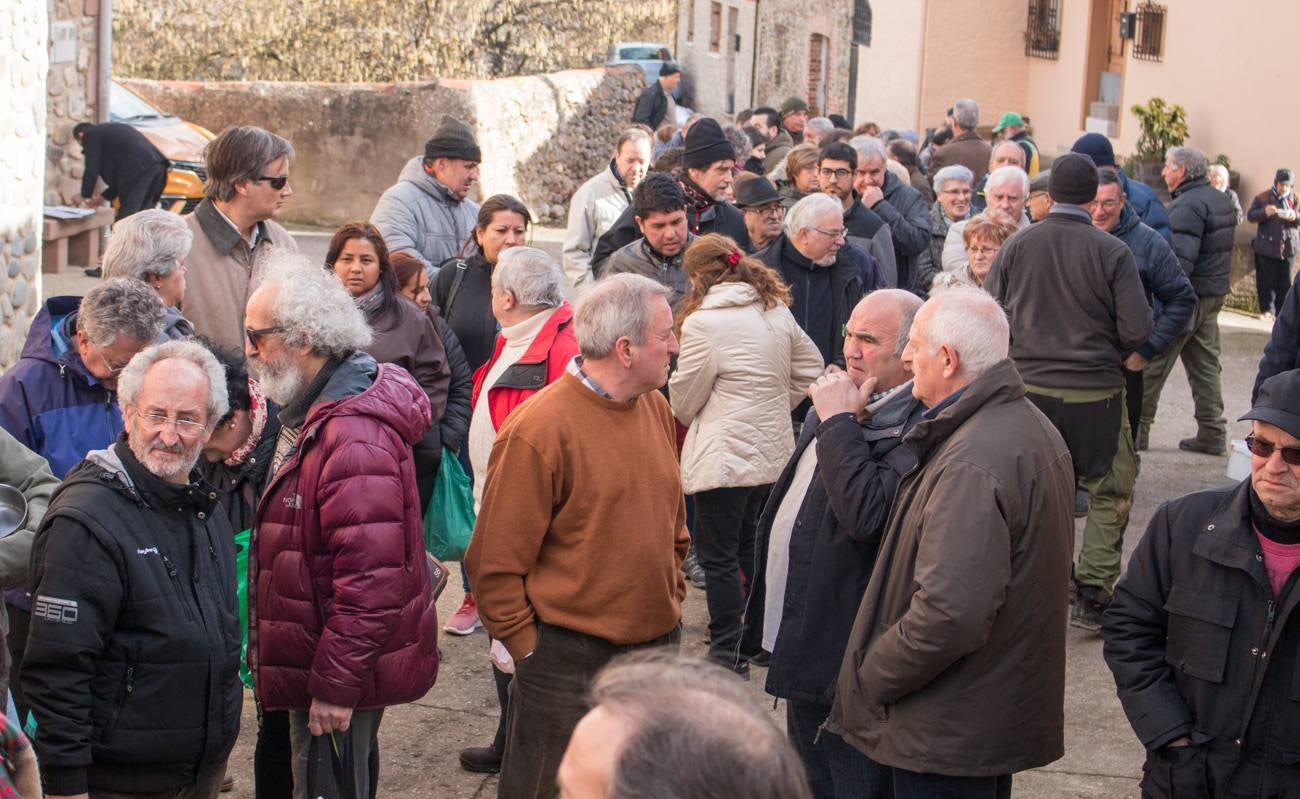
[{"x1": 51, "y1": 21, "x2": 76, "y2": 64}]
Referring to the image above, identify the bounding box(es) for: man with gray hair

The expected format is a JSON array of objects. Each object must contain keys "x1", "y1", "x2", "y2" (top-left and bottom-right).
[
  {"x1": 563, "y1": 127, "x2": 653, "y2": 290},
  {"x1": 244, "y1": 255, "x2": 439, "y2": 799},
  {"x1": 25, "y1": 339, "x2": 242, "y2": 798},
  {"x1": 1140, "y1": 145, "x2": 1239, "y2": 456},
  {"x1": 926, "y1": 98, "x2": 993, "y2": 184},
  {"x1": 558, "y1": 651, "x2": 813, "y2": 799},
  {"x1": 103, "y1": 208, "x2": 195, "y2": 340},
  {"x1": 467, "y1": 273, "x2": 689, "y2": 799},
  {"x1": 942, "y1": 165, "x2": 1032, "y2": 273},
  {"x1": 850, "y1": 135, "x2": 931, "y2": 292},
  {"x1": 184, "y1": 125, "x2": 299, "y2": 354},
  {"x1": 827, "y1": 287, "x2": 1075, "y2": 796},
  {"x1": 971, "y1": 141, "x2": 1026, "y2": 213},
  {"x1": 804, "y1": 116, "x2": 835, "y2": 149}
]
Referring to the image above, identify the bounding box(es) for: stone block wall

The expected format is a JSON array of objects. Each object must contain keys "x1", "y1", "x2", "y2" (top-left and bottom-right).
[
  {"x1": 1, "y1": 0, "x2": 49, "y2": 368},
  {"x1": 120, "y1": 66, "x2": 644, "y2": 228},
  {"x1": 754, "y1": 3, "x2": 851, "y2": 117},
  {"x1": 45, "y1": 0, "x2": 103, "y2": 205}
]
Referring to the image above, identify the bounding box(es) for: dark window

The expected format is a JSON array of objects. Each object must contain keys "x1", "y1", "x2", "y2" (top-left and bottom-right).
[
  {"x1": 709, "y1": 2, "x2": 722, "y2": 52},
  {"x1": 1025, "y1": 0, "x2": 1060, "y2": 59},
  {"x1": 853, "y1": 0, "x2": 872, "y2": 47},
  {"x1": 1133, "y1": 2, "x2": 1166, "y2": 61}
]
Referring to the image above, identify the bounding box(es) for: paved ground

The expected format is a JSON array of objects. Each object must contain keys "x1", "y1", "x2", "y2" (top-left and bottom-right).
[{"x1": 43, "y1": 227, "x2": 1274, "y2": 797}]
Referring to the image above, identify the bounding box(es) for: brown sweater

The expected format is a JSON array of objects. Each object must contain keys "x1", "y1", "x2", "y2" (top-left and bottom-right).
[{"x1": 465, "y1": 372, "x2": 689, "y2": 659}]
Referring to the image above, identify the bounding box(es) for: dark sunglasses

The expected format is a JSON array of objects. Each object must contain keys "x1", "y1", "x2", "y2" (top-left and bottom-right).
[
  {"x1": 257, "y1": 175, "x2": 289, "y2": 190},
  {"x1": 245, "y1": 325, "x2": 284, "y2": 350},
  {"x1": 1245, "y1": 434, "x2": 1300, "y2": 466}
]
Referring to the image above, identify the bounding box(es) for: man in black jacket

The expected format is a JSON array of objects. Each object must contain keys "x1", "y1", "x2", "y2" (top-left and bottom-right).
[
  {"x1": 1102, "y1": 369, "x2": 1300, "y2": 798},
  {"x1": 850, "y1": 136, "x2": 931, "y2": 293},
  {"x1": 631, "y1": 62, "x2": 681, "y2": 131},
  {"x1": 73, "y1": 122, "x2": 170, "y2": 219},
  {"x1": 1140, "y1": 146, "x2": 1239, "y2": 456},
  {"x1": 23, "y1": 340, "x2": 241, "y2": 799},
  {"x1": 743, "y1": 289, "x2": 924, "y2": 798}
]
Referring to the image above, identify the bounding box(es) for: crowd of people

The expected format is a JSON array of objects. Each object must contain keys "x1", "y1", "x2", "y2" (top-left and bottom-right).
[{"x1": 1, "y1": 79, "x2": 1297, "y2": 799}]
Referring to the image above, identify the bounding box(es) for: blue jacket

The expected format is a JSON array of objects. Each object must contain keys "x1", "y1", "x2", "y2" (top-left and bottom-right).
[
  {"x1": 1112, "y1": 204, "x2": 1197, "y2": 361},
  {"x1": 1253, "y1": 271, "x2": 1300, "y2": 401},
  {"x1": 1120, "y1": 168, "x2": 1172, "y2": 243},
  {"x1": 0, "y1": 297, "x2": 123, "y2": 479}
]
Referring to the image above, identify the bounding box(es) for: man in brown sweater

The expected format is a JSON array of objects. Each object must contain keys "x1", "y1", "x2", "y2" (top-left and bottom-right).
[{"x1": 466, "y1": 272, "x2": 689, "y2": 799}]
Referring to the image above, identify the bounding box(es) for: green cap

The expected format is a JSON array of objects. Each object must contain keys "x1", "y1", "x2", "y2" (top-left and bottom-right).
[{"x1": 992, "y1": 112, "x2": 1025, "y2": 133}]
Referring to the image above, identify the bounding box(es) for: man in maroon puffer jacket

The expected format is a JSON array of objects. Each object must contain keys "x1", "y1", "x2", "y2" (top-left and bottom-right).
[{"x1": 244, "y1": 255, "x2": 438, "y2": 799}]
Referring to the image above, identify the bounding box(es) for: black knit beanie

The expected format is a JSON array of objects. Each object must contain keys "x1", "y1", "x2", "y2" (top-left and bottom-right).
[
  {"x1": 1048, "y1": 153, "x2": 1099, "y2": 205},
  {"x1": 684, "y1": 118, "x2": 735, "y2": 169},
  {"x1": 424, "y1": 117, "x2": 482, "y2": 163}
]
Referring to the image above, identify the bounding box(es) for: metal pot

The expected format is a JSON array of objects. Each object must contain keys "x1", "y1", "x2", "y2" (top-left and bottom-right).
[{"x1": 0, "y1": 484, "x2": 28, "y2": 539}]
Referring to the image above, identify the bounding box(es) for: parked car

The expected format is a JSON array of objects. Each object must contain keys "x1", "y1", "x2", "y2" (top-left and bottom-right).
[
  {"x1": 109, "y1": 81, "x2": 215, "y2": 214},
  {"x1": 607, "y1": 42, "x2": 683, "y2": 100}
]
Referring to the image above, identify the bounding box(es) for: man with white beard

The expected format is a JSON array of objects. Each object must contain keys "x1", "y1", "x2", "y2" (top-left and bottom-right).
[
  {"x1": 242, "y1": 255, "x2": 439, "y2": 799},
  {"x1": 24, "y1": 340, "x2": 243, "y2": 798}
]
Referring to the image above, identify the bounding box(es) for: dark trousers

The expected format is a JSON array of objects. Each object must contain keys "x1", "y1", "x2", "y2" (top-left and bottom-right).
[
  {"x1": 864, "y1": 757, "x2": 1013, "y2": 799},
  {"x1": 1125, "y1": 368, "x2": 1144, "y2": 445},
  {"x1": 6, "y1": 606, "x2": 29, "y2": 727},
  {"x1": 89, "y1": 764, "x2": 226, "y2": 799},
  {"x1": 1025, "y1": 389, "x2": 1123, "y2": 482},
  {"x1": 500, "y1": 623, "x2": 680, "y2": 799},
  {"x1": 255, "y1": 706, "x2": 294, "y2": 799},
  {"x1": 491, "y1": 663, "x2": 511, "y2": 753},
  {"x1": 785, "y1": 698, "x2": 882, "y2": 799},
  {"x1": 693, "y1": 484, "x2": 769, "y2": 665},
  {"x1": 1255, "y1": 253, "x2": 1294, "y2": 316},
  {"x1": 115, "y1": 162, "x2": 169, "y2": 220}
]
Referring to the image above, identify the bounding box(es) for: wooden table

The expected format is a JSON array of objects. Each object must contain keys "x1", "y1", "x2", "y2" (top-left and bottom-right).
[{"x1": 42, "y1": 207, "x2": 115, "y2": 274}]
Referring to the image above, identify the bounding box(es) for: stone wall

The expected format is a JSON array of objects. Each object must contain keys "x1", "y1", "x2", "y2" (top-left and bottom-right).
[
  {"x1": 1, "y1": 0, "x2": 48, "y2": 367},
  {"x1": 753, "y1": 4, "x2": 852, "y2": 117},
  {"x1": 45, "y1": 0, "x2": 104, "y2": 204},
  {"x1": 120, "y1": 66, "x2": 645, "y2": 227},
  {"x1": 114, "y1": 0, "x2": 673, "y2": 83}
]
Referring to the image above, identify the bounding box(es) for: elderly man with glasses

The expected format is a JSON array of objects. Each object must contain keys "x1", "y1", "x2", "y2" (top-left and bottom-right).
[{"x1": 23, "y1": 339, "x2": 242, "y2": 799}]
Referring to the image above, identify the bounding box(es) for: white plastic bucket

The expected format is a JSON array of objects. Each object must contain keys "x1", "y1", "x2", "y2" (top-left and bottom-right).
[{"x1": 1226, "y1": 439, "x2": 1251, "y2": 481}]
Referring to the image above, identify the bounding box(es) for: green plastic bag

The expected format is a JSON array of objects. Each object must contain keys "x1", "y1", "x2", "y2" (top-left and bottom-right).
[
  {"x1": 235, "y1": 527, "x2": 253, "y2": 689},
  {"x1": 424, "y1": 447, "x2": 476, "y2": 561}
]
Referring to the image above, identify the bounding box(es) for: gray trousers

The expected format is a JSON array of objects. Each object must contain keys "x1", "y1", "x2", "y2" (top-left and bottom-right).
[
  {"x1": 289, "y1": 707, "x2": 384, "y2": 799},
  {"x1": 89, "y1": 765, "x2": 225, "y2": 799}
]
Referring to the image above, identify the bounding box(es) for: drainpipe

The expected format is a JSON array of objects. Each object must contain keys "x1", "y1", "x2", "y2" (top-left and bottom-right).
[
  {"x1": 847, "y1": 44, "x2": 859, "y2": 124},
  {"x1": 914, "y1": 0, "x2": 929, "y2": 133},
  {"x1": 97, "y1": 0, "x2": 112, "y2": 123},
  {"x1": 749, "y1": 0, "x2": 761, "y2": 108}
]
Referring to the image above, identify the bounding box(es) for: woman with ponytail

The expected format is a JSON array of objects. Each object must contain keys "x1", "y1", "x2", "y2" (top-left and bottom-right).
[{"x1": 668, "y1": 233, "x2": 824, "y2": 676}]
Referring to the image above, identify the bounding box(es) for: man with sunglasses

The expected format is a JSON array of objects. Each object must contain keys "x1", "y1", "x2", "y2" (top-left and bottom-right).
[
  {"x1": 24, "y1": 340, "x2": 241, "y2": 799},
  {"x1": 1103, "y1": 368, "x2": 1300, "y2": 797},
  {"x1": 183, "y1": 125, "x2": 299, "y2": 354}
]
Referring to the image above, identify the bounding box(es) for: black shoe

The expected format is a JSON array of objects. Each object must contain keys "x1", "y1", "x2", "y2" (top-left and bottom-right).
[
  {"x1": 84, "y1": 266, "x2": 102, "y2": 278},
  {"x1": 459, "y1": 744, "x2": 503, "y2": 774},
  {"x1": 748, "y1": 650, "x2": 772, "y2": 667},
  {"x1": 682, "y1": 547, "x2": 706, "y2": 589},
  {"x1": 709, "y1": 655, "x2": 751, "y2": 680},
  {"x1": 1069, "y1": 584, "x2": 1111, "y2": 633},
  {"x1": 1178, "y1": 437, "x2": 1226, "y2": 456},
  {"x1": 1074, "y1": 488, "x2": 1091, "y2": 518}
]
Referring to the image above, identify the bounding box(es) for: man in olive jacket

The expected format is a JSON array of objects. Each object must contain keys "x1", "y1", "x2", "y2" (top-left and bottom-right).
[{"x1": 826, "y1": 288, "x2": 1074, "y2": 796}]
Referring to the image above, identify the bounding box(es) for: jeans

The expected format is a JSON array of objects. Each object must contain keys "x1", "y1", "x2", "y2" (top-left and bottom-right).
[
  {"x1": 693, "y1": 484, "x2": 769, "y2": 665},
  {"x1": 1255, "y1": 253, "x2": 1294, "y2": 316},
  {"x1": 499, "y1": 623, "x2": 680, "y2": 799},
  {"x1": 785, "y1": 698, "x2": 882, "y2": 799},
  {"x1": 1141, "y1": 294, "x2": 1227, "y2": 446},
  {"x1": 288, "y1": 707, "x2": 384, "y2": 799},
  {"x1": 864, "y1": 758, "x2": 1013, "y2": 799}
]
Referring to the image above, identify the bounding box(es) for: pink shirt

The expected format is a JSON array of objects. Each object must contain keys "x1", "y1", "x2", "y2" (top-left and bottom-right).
[{"x1": 1255, "y1": 529, "x2": 1300, "y2": 597}]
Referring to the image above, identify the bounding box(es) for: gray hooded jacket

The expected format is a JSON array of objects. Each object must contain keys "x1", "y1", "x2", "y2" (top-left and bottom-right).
[{"x1": 370, "y1": 156, "x2": 481, "y2": 273}]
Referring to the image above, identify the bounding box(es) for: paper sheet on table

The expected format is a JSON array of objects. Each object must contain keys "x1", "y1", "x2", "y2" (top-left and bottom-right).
[{"x1": 43, "y1": 206, "x2": 96, "y2": 220}]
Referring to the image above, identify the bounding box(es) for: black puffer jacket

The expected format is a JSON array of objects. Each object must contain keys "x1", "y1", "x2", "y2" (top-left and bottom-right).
[
  {"x1": 1167, "y1": 176, "x2": 1239, "y2": 297},
  {"x1": 1102, "y1": 481, "x2": 1300, "y2": 798},
  {"x1": 742, "y1": 390, "x2": 925, "y2": 706},
  {"x1": 1111, "y1": 203, "x2": 1197, "y2": 361},
  {"x1": 431, "y1": 253, "x2": 497, "y2": 373},
  {"x1": 24, "y1": 438, "x2": 241, "y2": 796},
  {"x1": 591, "y1": 188, "x2": 753, "y2": 272},
  {"x1": 433, "y1": 310, "x2": 473, "y2": 453}
]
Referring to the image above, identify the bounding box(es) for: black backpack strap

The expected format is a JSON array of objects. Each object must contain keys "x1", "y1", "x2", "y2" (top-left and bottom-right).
[{"x1": 441, "y1": 259, "x2": 469, "y2": 320}]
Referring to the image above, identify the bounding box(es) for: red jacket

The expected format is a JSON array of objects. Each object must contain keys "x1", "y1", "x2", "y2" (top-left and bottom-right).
[
  {"x1": 250, "y1": 358, "x2": 439, "y2": 711},
  {"x1": 471, "y1": 303, "x2": 579, "y2": 430}
]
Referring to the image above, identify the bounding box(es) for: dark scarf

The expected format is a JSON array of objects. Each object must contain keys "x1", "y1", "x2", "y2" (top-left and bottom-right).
[
  {"x1": 1250, "y1": 484, "x2": 1300, "y2": 545},
  {"x1": 679, "y1": 176, "x2": 717, "y2": 235},
  {"x1": 354, "y1": 282, "x2": 386, "y2": 323},
  {"x1": 610, "y1": 159, "x2": 632, "y2": 203}
]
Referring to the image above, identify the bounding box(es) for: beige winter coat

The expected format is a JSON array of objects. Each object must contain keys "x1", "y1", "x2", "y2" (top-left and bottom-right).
[{"x1": 669, "y1": 282, "x2": 823, "y2": 495}]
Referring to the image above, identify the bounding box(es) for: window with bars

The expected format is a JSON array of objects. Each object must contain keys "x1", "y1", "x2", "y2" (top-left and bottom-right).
[
  {"x1": 853, "y1": 0, "x2": 872, "y2": 47},
  {"x1": 1133, "y1": 2, "x2": 1166, "y2": 61},
  {"x1": 1025, "y1": 0, "x2": 1060, "y2": 59}
]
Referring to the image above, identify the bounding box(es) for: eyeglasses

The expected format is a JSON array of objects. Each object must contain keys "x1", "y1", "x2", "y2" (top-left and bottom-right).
[
  {"x1": 1092, "y1": 199, "x2": 1122, "y2": 211},
  {"x1": 753, "y1": 204, "x2": 784, "y2": 218},
  {"x1": 1245, "y1": 434, "x2": 1300, "y2": 466},
  {"x1": 819, "y1": 167, "x2": 852, "y2": 180},
  {"x1": 966, "y1": 246, "x2": 1000, "y2": 257},
  {"x1": 257, "y1": 175, "x2": 289, "y2": 190},
  {"x1": 93, "y1": 345, "x2": 129, "y2": 375},
  {"x1": 940, "y1": 187, "x2": 972, "y2": 197},
  {"x1": 813, "y1": 227, "x2": 847, "y2": 241},
  {"x1": 245, "y1": 325, "x2": 285, "y2": 350},
  {"x1": 137, "y1": 411, "x2": 206, "y2": 438}
]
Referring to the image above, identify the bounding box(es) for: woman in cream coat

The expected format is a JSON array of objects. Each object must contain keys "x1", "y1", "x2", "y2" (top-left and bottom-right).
[{"x1": 669, "y1": 232, "x2": 824, "y2": 676}]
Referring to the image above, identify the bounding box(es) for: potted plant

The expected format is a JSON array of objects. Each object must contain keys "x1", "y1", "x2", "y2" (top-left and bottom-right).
[{"x1": 1128, "y1": 97, "x2": 1189, "y2": 190}]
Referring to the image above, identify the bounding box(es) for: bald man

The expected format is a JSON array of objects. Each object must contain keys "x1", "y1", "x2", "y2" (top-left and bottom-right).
[{"x1": 972, "y1": 141, "x2": 1026, "y2": 213}]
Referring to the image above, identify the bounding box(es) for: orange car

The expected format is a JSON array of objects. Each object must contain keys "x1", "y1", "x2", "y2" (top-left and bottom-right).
[{"x1": 110, "y1": 81, "x2": 214, "y2": 214}]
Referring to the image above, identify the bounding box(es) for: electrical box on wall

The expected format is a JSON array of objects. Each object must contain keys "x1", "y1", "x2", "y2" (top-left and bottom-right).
[{"x1": 1118, "y1": 12, "x2": 1137, "y2": 39}]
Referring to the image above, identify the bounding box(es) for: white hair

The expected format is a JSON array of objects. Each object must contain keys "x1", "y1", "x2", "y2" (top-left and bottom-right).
[
  {"x1": 578, "y1": 273, "x2": 671, "y2": 359},
  {"x1": 986, "y1": 166, "x2": 1030, "y2": 197},
  {"x1": 493, "y1": 246, "x2": 564, "y2": 309},
  {"x1": 1207, "y1": 163, "x2": 1230, "y2": 184},
  {"x1": 919, "y1": 287, "x2": 1008, "y2": 378},
  {"x1": 932, "y1": 165, "x2": 974, "y2": 193},
  {"x1": 990, "y1": 141, "x2": 1025, "y2": 169},
  {"x1": 848, "y1": 135, "x2": 888, "y2": 167},
  {"x1": 806, "y1": 117, "x2": 835, "y2": 135},
  {"x1": 785, "y1": 193, "x2": 842, "y2": 237},
  {"x1": 118, "y1": 339, "x2": 229, "y2": 428},
  {"x1": 1166, "y1": 146, "x2": 1208, "y2": 180},
  {"x1": 258, "y1": 251, "x2": 372, "y2": 357},
  {"x1": 953, "y1": 98, "x2": 980, "y2": 131},
  {"x1": 79, "y1": 277, "x2": 166, "y2": 348},
  {"x1": 103, "y1": 210, "x2": 193, "y2": 282}
]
